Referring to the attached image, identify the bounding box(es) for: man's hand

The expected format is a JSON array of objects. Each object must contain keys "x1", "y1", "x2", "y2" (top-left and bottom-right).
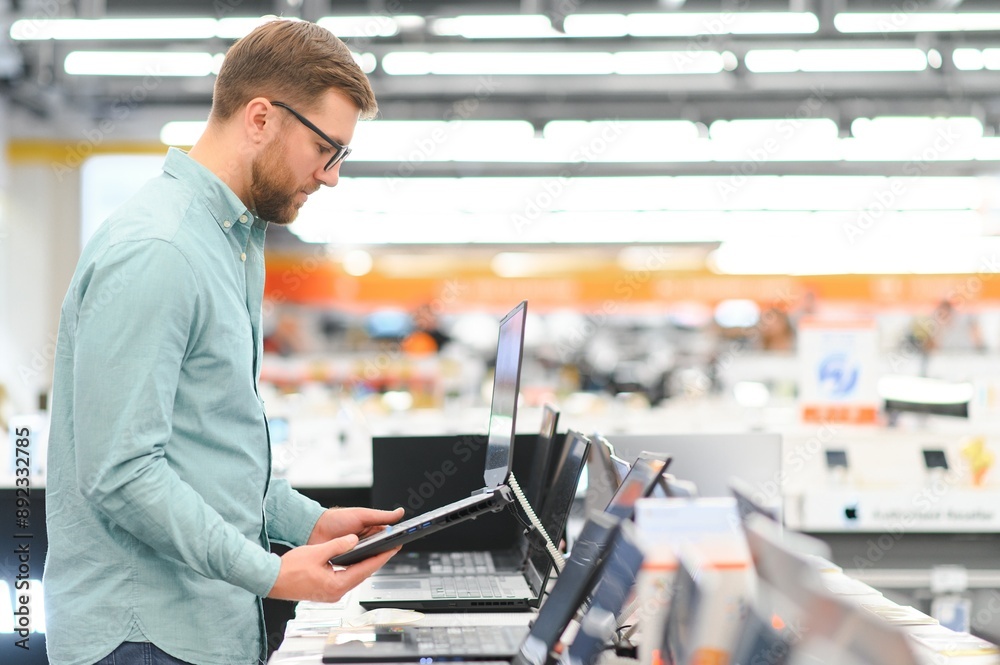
[
  {"x1": 307, "y1": 506, "x2": 405, "y2": 545},
  {"x1": 267, "y1": 535, "x2": 400, "y2": 602}
]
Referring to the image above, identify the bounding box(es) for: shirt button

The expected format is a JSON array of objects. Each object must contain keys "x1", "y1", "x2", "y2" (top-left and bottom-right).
[
  {"x1": 239, "y1": 214, "x2": 249, "y2": 224},
  {"x1": 223, "y1": 220, "x2": 231, "y2": 228},
  {"x1": 241, "y1": 253, "x2": 247, "y2": 262}
]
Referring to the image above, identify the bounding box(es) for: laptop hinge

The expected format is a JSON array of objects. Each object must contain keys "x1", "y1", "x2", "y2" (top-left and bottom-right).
[{"x1": 470, "y1": 485, "x2": 513, "y2": 503}]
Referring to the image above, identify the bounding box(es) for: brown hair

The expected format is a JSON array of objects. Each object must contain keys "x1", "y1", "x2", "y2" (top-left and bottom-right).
[{"x1": 211, "y1": 19, "x2": 377, "y2": 121}]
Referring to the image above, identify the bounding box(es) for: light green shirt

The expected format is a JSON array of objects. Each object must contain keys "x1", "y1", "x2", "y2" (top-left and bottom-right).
[{"x1": 44, "y1": 148, "x2": 325, "y2": 665}]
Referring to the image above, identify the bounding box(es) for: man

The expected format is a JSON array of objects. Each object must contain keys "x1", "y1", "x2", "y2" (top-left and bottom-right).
[{"x1": 44, "y1": 19, "x2": 402, "y2": 665}]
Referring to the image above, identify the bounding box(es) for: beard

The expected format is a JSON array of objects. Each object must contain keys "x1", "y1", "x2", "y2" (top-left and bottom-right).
[{"x1": 250, "y1": 137, "x2": 301, "y2": 226}]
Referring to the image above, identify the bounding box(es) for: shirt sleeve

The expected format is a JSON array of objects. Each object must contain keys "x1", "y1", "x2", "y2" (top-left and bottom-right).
[
  {"x1": 73, "y1": 239, "x2": 280, "y2": 598},
  {"x1": 264, "y1": 479, "x2": 326, "y2": 546}
]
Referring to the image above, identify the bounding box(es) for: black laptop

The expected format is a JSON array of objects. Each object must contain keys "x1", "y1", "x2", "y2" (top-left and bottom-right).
[
  {"x1": 558, "y1": 520, "x2": 645, "y2": 665},
  {"x1": 356, "y1": 430, "x2": 591, "y2": 610},
  {"x1": 376, "y1": 404, "x2": 563, "y2": 576},
  {"x1": 330, "y1": 301, "x2": 527, "y2": 567},
  {"x1": 322, "y1": 512, "x2": 628, "y2": 664}
]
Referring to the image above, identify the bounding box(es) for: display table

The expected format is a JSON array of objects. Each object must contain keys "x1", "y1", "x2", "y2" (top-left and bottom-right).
[{"x1": 268, "y1": 571, "x2": 1000, "y2": 665}]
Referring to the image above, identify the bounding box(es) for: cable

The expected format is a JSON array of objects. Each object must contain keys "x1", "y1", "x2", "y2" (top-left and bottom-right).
[{"x1": 508, "y1": 472, "x2": 565, "y2": 572}]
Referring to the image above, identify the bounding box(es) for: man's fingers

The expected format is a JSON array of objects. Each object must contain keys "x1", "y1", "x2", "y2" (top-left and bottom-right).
[
  {"x1": 316, "y1": 533, "x2": 359, "y2": 560},
  {"x1": 333, "y1": 547, "x2": 401, "y2": 587},
  {"x1": 358, "y1": 507, "x2": 406, "y2": 525}
]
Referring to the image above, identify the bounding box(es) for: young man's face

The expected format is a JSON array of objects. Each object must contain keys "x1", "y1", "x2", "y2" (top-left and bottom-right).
[{"x1": 251, "y1": 89, "x2": 361, "y2": 225}]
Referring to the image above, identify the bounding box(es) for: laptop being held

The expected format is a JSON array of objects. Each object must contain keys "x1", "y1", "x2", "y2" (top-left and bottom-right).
[{"x1": 329, "y1": 301, "x2": 528, "y2": 567}]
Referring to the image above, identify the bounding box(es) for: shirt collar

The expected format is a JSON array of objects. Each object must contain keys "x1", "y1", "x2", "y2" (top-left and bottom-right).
[{"x1": 162, "y1": 147, "x2": 264, "y2": 235}]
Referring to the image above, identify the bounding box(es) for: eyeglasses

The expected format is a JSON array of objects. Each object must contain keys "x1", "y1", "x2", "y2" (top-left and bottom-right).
[{"x1": 271, "y1": 100, "x2": 351, "y2": 170}]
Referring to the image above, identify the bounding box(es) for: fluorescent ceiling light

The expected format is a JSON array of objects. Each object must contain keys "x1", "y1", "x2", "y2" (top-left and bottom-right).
[
  {"x1": 562, "y1": 14, "x2": 629, "y2": 37},
  {"x1": 353, "y1": 52, "x2": 377, "y2": 73},
  {"x1": 319, "y1": 174, "x2": 981, "y2": 215},
  {"x1": 382, "y1": 50, "x2": 725, "y2": 75},
  {"x1": 10, "y1": 17, "x2": 217, "y2": 40},
  {"x1": 709, "y1": 229, "x2": 997, "y2": 275},
  {"x1": 850, "y1": 116, "x2": 983, "y2": 141},
  {"x1": 214, "y1": 16, "x2": 278, "y2": 39},
  {"x1": 65, "y1": 51, "x2": 218, "y2": 76},
  {"x1": 317, "y1": 16, "x2": 400, "y2": 37},
  {"x1": 291, "y1": 176, "x2": 982, "y2": 216},
  {"x1": 845, "y1": 116, "x2": 984, "y2": 161},
  {"x1": 613, "y1": 50, "x2": 724, "y2": 74},
  {"x1": 953, "y1": 48, "x2": 1000, "y2": 71},
  {"x1": 383, "y1": 51, "x2": 613, "y2": 75},
  {"x1": 11, "y1": 15, "x2": 415, "y2": 41},
  {"x1": 835, "y1": 12, "x2": 1000, "y2": 33},
  {"x1": 163, "y1": 116, "x2": 1000, "y2": 164},
  {"x1": 627, "y1": 12, "x2": 817, "y2": 36},
  {"x1": 431, "y1": 15, "x2": 559, "y2": 39},
  {"x1": 746, "y1": 48, "x2": 927, "y2": 72}
]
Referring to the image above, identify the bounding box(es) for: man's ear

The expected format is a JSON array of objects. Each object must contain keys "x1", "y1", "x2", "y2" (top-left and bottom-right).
[{"x1": 243, "y1": 97, "x2": 274, "y2": 146}]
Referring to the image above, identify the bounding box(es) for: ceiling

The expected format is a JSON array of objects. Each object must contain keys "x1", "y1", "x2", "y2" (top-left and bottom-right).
[
  {"x1": 7, "y1": 0, "x2": 1000, "y2": 269},
  {"x1": 4, "y1": 0, "x2": 1000, "y2": 137}
]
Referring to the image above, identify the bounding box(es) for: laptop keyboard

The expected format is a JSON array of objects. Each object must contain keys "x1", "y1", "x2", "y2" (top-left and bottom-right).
[
  {"x1": 429, "y1": 575, "x2": 518, "y2": 599},
  {"x1": 411, "y1": 626, "x2": 524, "y2": 654},
  {"x1": 428, "y1": 551, "x2": 497, "y2": 575}
]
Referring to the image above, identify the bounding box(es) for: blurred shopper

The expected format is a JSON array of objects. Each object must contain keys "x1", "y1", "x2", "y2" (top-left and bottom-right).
[
  {"x1": 44, "y1": 20, "x2": 402, "y2": 665},
  {"x1": 758, "y1": 306, "x2": 797, "y2": 351},
  {"x1": 401, "y1": 303, "x2": 452, "y2": 355},
  {"x1": 907, "y1": 298, "x2": 984, "y2": 354}
]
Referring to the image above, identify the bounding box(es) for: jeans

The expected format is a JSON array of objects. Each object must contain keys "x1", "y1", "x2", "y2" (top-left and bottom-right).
[{"x1": 93, "y1": 642, "x2": 194, "y2": 665}]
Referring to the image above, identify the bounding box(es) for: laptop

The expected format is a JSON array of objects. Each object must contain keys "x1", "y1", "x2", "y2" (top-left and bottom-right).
[
  {"x1": 356, "y1": 430, "x2": 592, "y2": 610},
  {"x1": 603, "y1": 452, "x2": 672, "y2": 521},
  {"x1": 322, "y1": 512, "x2": 628, "y2": 664},
  {"x1": 329, "y1": 301, "x2": 527, "y2": 567},
  {"x1": 558, "y1": 520, "x2": 645, "y2": 665},
  {"x1": 376, "y1": 404, "x2": 563, "y2": 576},
  {"x1": 729, "y1": 476, "x2": 781, "y2": 526},
  {"x1": 584, "y1": 435, "x2": 628, "y2": 518},
  {"x1": 525, "y1": 403, "x2": 562, "y2": 511}
]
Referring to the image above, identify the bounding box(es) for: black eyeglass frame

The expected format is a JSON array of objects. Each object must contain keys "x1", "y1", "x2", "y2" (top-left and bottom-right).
[{"x1": 271, "y1": 100, "x2": 351, "y2": 170}]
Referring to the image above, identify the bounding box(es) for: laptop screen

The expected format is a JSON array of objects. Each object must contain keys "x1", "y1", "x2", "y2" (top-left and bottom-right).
[
  {"x1": 605, "y1": 452, "x2": 671, "y2": 520},
  {"x1": 484, "y1": 301, "x2": 527, "y2": 489},
  {"x1": 523, "y1": 432, "x2": 591, "y2": 595},
  {"x1": 561, "y1": 519, "x2": 644, "y2": 665},
  {"x1": 524, "y1": 403, "x2": 560, "y2": 510},
  {"x1": 515, "y1": 512, "x2": 623, "y2": 665}
]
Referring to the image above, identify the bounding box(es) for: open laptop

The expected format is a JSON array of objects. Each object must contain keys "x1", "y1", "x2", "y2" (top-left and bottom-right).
[
  {"x1": 330, "y1": 301, "x2": 527, "y2": 567},
  {"x1": 558, "y1": 520, "x2": 644, "y2": 665},
  {"x1": 525, "y1": 403, "x2": 562, "y2": 511},
  {"x1": 583, "y1": 435, "x2": 629, "y2": 519},
  {"x1": 376, "y1": 404, "x2": 563, "y2": 576},
  {"x1": 357, "y1": 430, "x2": 591, "y2": 610},
  {"x1": 322, "y1": 512, "x2": 628, "y2": 664}
]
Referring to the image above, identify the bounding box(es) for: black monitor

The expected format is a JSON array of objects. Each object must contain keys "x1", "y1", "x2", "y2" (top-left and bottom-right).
[
  {"x1": 922, "y1": 448, "x2": 949, "y2": 470},
  {"x1": 824, "y1": 449, "x2": 849, "y2": 470}
]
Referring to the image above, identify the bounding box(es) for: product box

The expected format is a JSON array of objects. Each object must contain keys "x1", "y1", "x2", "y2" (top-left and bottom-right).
[{"x1": 633, "y1": 497, "x2": 752, "y2": 665}]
